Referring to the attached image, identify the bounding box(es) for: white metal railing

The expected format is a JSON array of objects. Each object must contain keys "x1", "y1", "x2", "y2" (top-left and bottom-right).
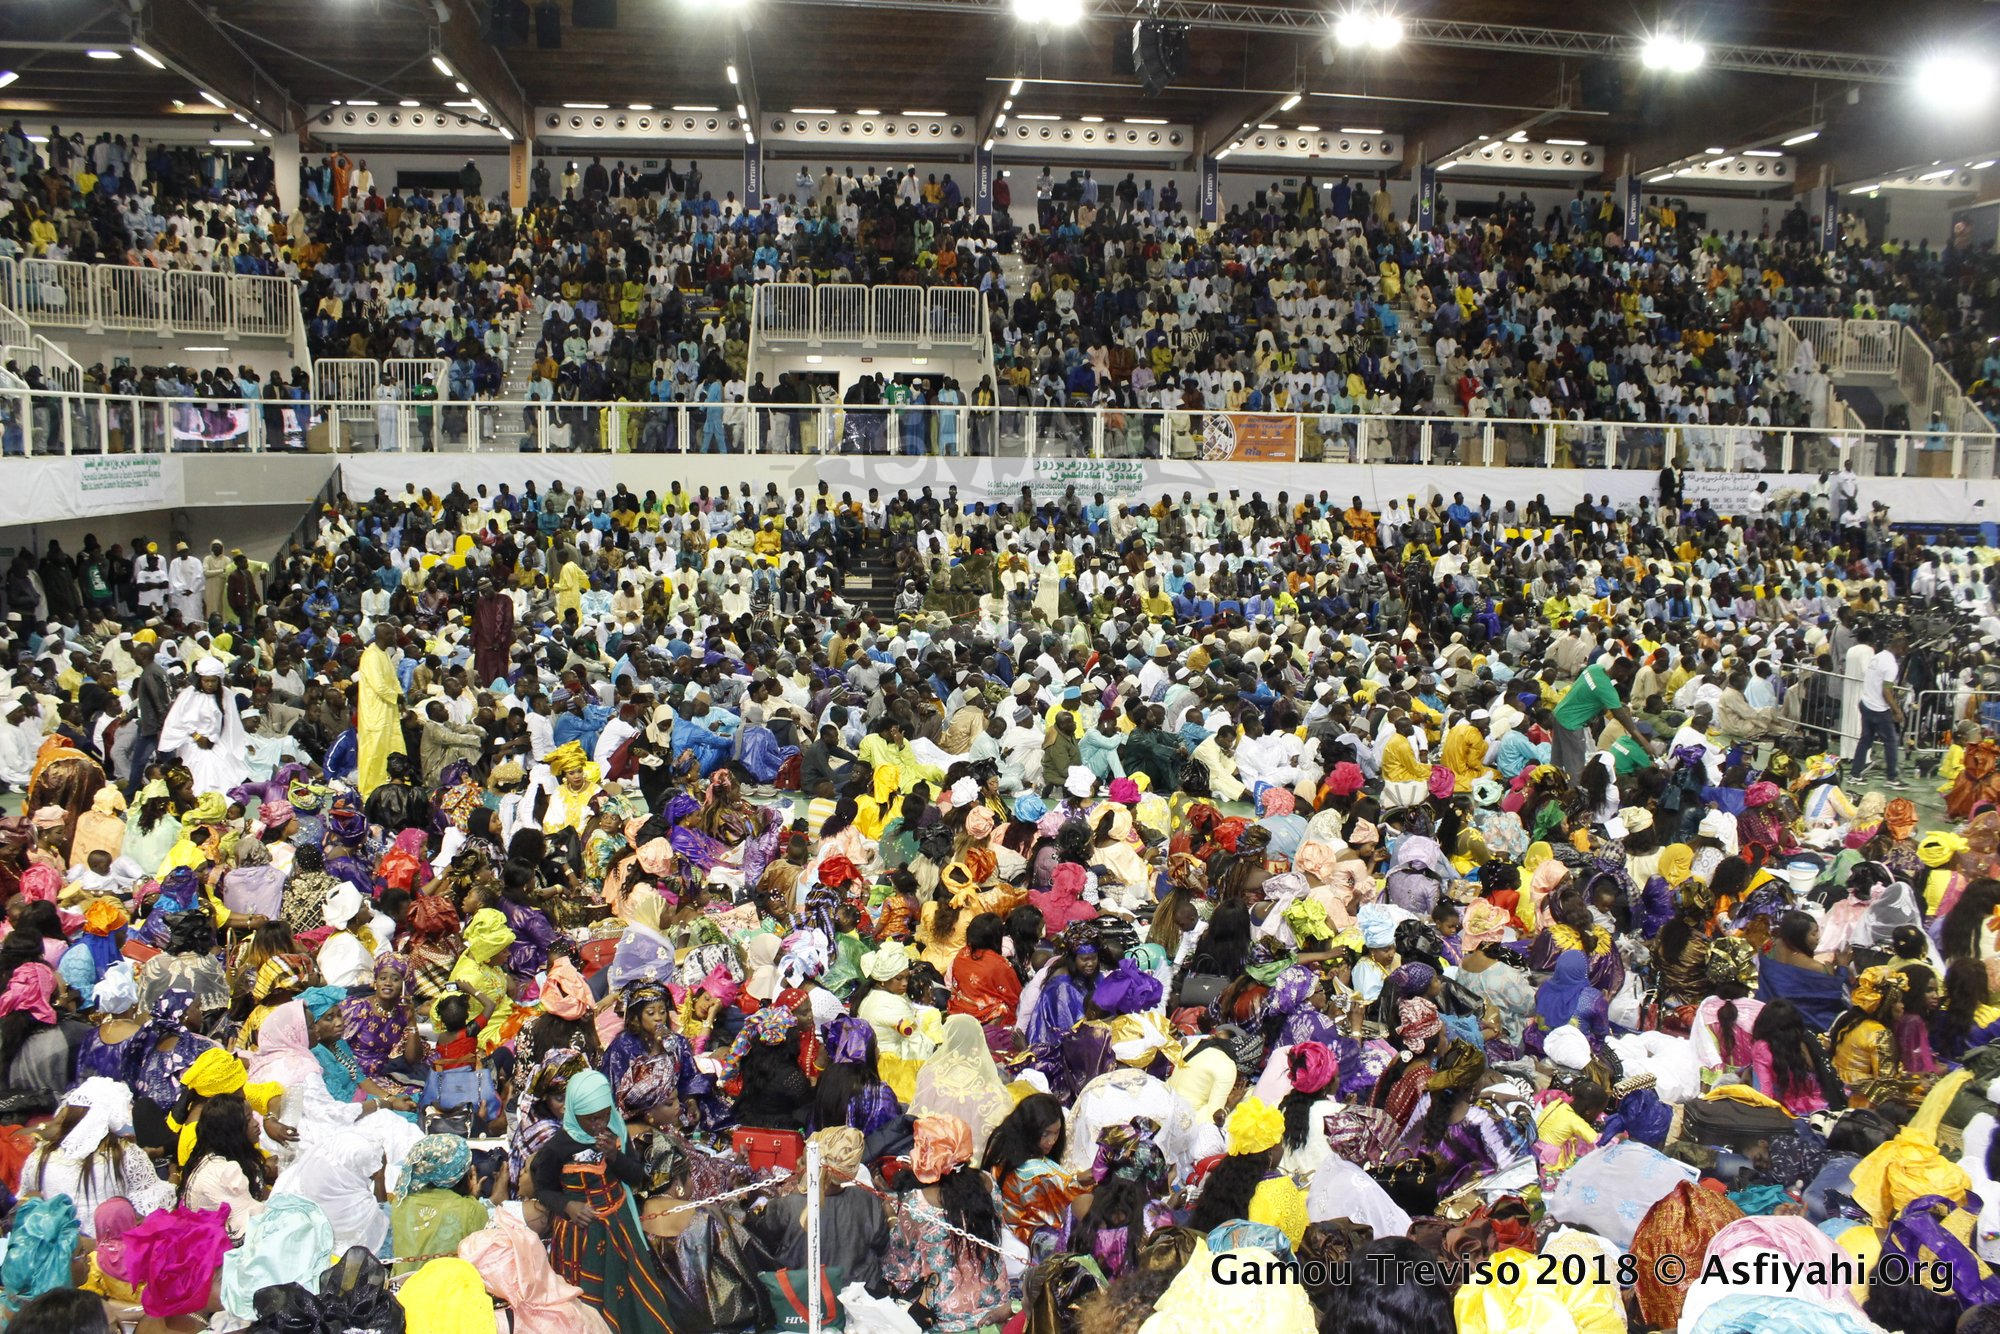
[
  {"x1": 0, "y1": 301, "x2": 29, "y2": 353},
  {"x1": 384, "y1": 358, "x2": 448, "y2": 395},
  {"x1": 755, "y1": 282, "x2": 814, "y2": 340},
  {"x1": 816, "y1": 285, "x2": 868, "y2": 342},
  {"x1": 167, "y1": 270, "x2": 231, "y2": 338},
  {"x1": 927, "y1": 286, "x2": 983, "y2": 346},
  {"x1": 1842, "y1": 319, "x2": 1901, "y2": 376},
  {"x1": 2, "y1": 387, "x2": 1995, "y2": 484},
  {"x1": 233, "y1": 273, "x2": 296, "y2": 340},
  {"x1": 0, "y1": 257, "x2": 14, "y2": 314},
  {"x1": 17, "y1": 258, "x2": 93, "y2": 328},
  {"x1": 872, "y1": 285, "x2": 926, "y2": 344},
  {"x1": 1900, "y1": 327, "x2": 1936, "y2": 414},
  {"x1": 1788, "y1": 317, "x2": 1841, "y2": 371},
  {"x1": 758, "y1": 282, "x2": 987, "y2": 350},
  {"x1": 94, "y1": 266, "x2": 168, "y2": 332}
]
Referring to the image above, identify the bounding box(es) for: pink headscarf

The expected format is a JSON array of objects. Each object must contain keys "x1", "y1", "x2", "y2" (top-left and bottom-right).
[
  {"x1": 1258, "y1": 786, "x2": 1296, "y2": 817},
  {"x1": 1427, "y1": 765, "x2": 1456, "y2": 802},
  {"x1": 244, "y1": 999, "x2": 319, "y2": 1086},
  {"x1": 695, "y1": 965, "x2": 741, "y2": 1007},
  {"x1": 94, "y1": 1198, "x2": 141, "y2": 1282},
  {"x1": 1293, "y1": 841, "x2": 1340, "y2": 885},
  {"x1": 458, "y1": 1211, "x2": 601, "y2": 1334},
  {"x1": 0, "y1": 962, "x2": 56, "y2": 1024},
  {"x1": 257, "y1": 799, "x2": 295, "y2": 832},
  {"x1": 636, "y1": 838, "x2": 673, "y2": 876},
  {"x1": 17, "y1": 864, "x2": 60, "y2": 904},
  {"x1": 541, "y1": 959, "x2": 591, "y2": 1021},
  {"x1": 1287, "y1": 1040, "x2": 1338, "y2": 1095},
  {"x1": 1696, "y1": 1215, "x2": 1863, "y2": 1311},
  {"x1": 963, "y1": 805, "x2": 996, "y2": 841},
  {"x1": 1322, "y1": 762, "x2": 1365, "y2": 798},
  {"x1": 1108, "y1": 778, "x2": 1141, "y2": 806}
]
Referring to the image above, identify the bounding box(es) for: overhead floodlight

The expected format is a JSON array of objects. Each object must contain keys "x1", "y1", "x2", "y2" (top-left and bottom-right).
[
  {"x1": 1977, "y1": 160, "x2": 1997, "y2": 169},
  {"x1": 1782, "y1": 130, "x2": 1820, "y2": 146},
  {"x1": 1919, "y1": 167, "x2": 1956, "y2": 179},
  {"x1": 431, "y1": 55, "x2": 454, "y2": 77},
  {"x1": 726, "y1": 63, "x2": 739, "y2": 83},
  {"x1": 1743, "y1": 149, "x2": 1783, "y2": 157},
  {"x1": 1640, "y1": 32, "x2": 1706, "y2": 74},
  {"x1": 198, "y1": 89, "x2": 227, "y2": 108},
  {"x1": 0, "y1": 72, "x2": 17, "y2": 90},
  {"x1": 86, "y1": 49, "x2": 122, "y2": 60},
  {"x1": 1013, "y1": 0, "x2": 1084, "y2": 24},
  {"x1": 1009, "y1": 78, "x2": 1023, "y2": 95},
  {"x1": 1279, "y1": 93, "x2": 1301, "y2": 111},
  {"x1": 1333, "y1": 9, "x2": 1402, "y2": 51},
  {"x1": 132, "y1": 46, "x2": 165, "y2": 69},
  {"x1": 1915, "y1": 54, "x2": 1997, "y2": 111}
]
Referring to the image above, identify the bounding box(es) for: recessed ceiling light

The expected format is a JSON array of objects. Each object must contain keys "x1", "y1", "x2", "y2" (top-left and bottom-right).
[
  {"x1": 628, "y1": 103, "x2": 653, "y2": 111},
  {"x1": 903, "y1": 110, "x2": 947, "y2": 117},
  {"x1": 1547, "y1": 138, "x2": 1587, "y2": 146},
  {"x1": 1018, "y1": 113, "x2": 1059, "y2": 120},
  {"x1": 399, "y1": 99, "x2": 420, "y2": 107},
  {"x1": 1279, "y1": 93, "x2": 1301, "y2": 111},
  {"x1": 432, "y1": 55, "x2": 454, "y2": 77},
  {"x1": 790, "y1": 107, "x2": 835, "y2": 114},
  {"x1": 1009, "y1": 78, "x2": 1023, "y2": 94},
  {"x1": 564, "y1": 102, "x2": 610, "y2": 109},
  {"x1": 1341, "y1": 126, "x2": 1383, "y2": 134},
  {"x1": 1743, "y1": 149, "x2": 1782, "y2": 157},
  {"x1": 1782, "y1": 130, "x2": 1820, "y2": 146},
  {"x1": 671, "y1": 104, "x2": 717, "y2": 111},
  {"x1": 1296, "y1": 124, "x2": 1320, "y2": 132},
  {"x1": 1257, "y1": 123, "x2": 1278, "y2": 130},
  {"x1": 1506, "y1": 130, "x2": 1527, "y2": 142},
  {"x1": 1123, "y1": 117, "x2": 1166, "y2": 125},
  {"x1": 856, "y1": 108, "x2": 880, "y2": 115},
  {"x1": 0, "y1": 72, "x2": 18, "y2": 90},
  {"x1": 1977, "y1": 160, "x2": 1997, "y2": 170},
  {"x1": 347, "y1": 99, "x2": 378, "y2": 107},
  {"x1": 86, "y1": 49, "x2": 121, "y2": 60},
  {"x1": 208, "y1": 139, "x2": 253, "y2": 147},
  {"x1": 1705, "y1": 146, "x2": 1725, "y2": 154},
  {"x1": 132, "y1": 46, "x2": 165, "y2": 69},
  {"x1": 1919, "y1": 167, "x2": 1956, "y2": 180},
  {"x1": 198, "y1": 90, "x2": 227, "y2": 108}
]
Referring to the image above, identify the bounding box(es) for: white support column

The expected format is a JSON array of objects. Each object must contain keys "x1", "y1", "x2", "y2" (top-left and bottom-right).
[
  {"x1": 273, "y1": 138, "x2": 302, "y2": 215},
  {"x1": 805, "y1": 1137, "x2": 823, "y2": 1334}
]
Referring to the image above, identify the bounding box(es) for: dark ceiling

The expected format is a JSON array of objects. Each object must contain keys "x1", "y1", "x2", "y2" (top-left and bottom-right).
[{"x1": 2, "y1": 0, "x2": 1998, "y2": 186}]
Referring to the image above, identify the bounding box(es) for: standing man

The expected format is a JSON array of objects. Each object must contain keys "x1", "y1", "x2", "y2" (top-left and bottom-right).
[
  {"x1": 357, "y1": 622, "x2": 406, "y2": 795},
  {"x1": 133, "y1": 541, "x2": 168, "y2": 614},
  {"x1": 471, "y1": 578, "x2": 515, "y2": 686},
  {"x1": 1549, "y1": 654, "x2": 1657, "y2": 774},
  {"x1": 166, "y1": 541, "x2": 205, "y2": 623},
  {"x1": 125, "y1": 640, "x2": 169, "y2": 795},
  {"x1": 1853, "y1": 630, "x2": 1906, "y2": 785},
  {"x1": 201, "y1": 541, "x2": 231, "y2": 625}
]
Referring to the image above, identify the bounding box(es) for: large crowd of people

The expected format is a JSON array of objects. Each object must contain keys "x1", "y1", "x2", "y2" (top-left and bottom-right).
[
  {"x1": 0, "y1": 470, "x2": 1993, "y2": 1333},
  {"x1": 1, "y1": 124, "x2": 1998, "y2": 460}
]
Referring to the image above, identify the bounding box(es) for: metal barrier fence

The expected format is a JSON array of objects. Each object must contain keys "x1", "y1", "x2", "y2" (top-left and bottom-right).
[
  {"x1": 4, "y1": 389, "x2": 2000, "y2": 471},
  {"x1": 754, "y1": 281, "x2": 989, "y2": 349},
  {"x1": 0, "y1": 261, "x2": 302, "y2": 341}
]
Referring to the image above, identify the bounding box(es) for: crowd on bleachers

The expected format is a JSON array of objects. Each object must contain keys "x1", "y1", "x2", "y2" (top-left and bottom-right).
[{"x1": 0, "y1": 124, "x2": 1997, "y2": 455}]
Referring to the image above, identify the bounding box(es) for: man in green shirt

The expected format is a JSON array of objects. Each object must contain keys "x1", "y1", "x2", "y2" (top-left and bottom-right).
[{"x1": 1550, "y1": 655, "x2": 1654, "y2": 773}]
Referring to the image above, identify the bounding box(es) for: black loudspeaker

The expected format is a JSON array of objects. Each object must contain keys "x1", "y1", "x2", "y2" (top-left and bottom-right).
[
  {"x1": 1131, "y1": 18, "x2": 1187, "y2": 96},
  {"x1": 485, "y1": 0, "x2": 531, "y2": 45},
  {"x1": 572, "y1": 0, "x2": 617, "y2": 28},
  {"x1": 535, "y1": 1, "x2": 562, "y2": 47},
  {"x1": 1579, "y1": 60, "x2": 1624, "y2": 112}
]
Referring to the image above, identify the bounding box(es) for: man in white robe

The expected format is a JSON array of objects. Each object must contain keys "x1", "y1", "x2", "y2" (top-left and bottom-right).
[
  {"x1": 166, "y1": 542, "x2": 205, "y2": 623},
  {"x1": 156, "y1": 656, "x2": 248, "y2": 795}
]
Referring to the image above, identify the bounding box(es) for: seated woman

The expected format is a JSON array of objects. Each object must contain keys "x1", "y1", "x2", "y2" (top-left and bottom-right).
[
  {"x1": 1830, "y1": 966, "x2": 1933, "y2": 1111},
  {"x1": 881, "y1": 1114, "x2": 1011, "y2": 1333},
  {"x1": 0, "y1": 955, "x2": 74, "y2": 1099},
  {"x1": 1746, "y1": 998, "x2": 1840, "y2": 1115},
  {"x1": 16, "y1": 1078, "x2": 175, "y2": 1228},
  {"x1": 982, "y1": 1093, "x2": 1092, "y2": 1262},
  {"x1": 390, "y1": 1132, "x2": 497, "y2": 1275},
  {"x1": 1757, "y1": 909, "x2": 1851, "y2": 1032}
]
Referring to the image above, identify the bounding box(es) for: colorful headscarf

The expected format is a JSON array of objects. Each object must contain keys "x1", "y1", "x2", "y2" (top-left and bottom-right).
[
  {"x1": 561, "y1": 1069, "x2": 628, "y2": 1147},
  {"x1": 910, "y1": 1112, "x2": 975, "y2": 1184},
  {"x1": 540, "y1": 958, "x2": 591, "y2": 1021},
  {"x1": 716, "y1": 1005, "x2": 799, "y2": 1085},
  {"x1": 0, "y1": 1194, "x2": 77, "y2": 1301},
  {"x1": 1851, "y1": 965, "x2": 1907, "y2": 1014},
  {"x1": 396, "y1": 1256, "x2": 496, "y2": 1334},
  {"x1": 0, "y1": 961, "x2": 57, "y2": 1024},
  {"x1": 1287, "y1": 1041, "x2": 1338, "y2": 1096},
  {"x1": 399, "y1": 1133, "x2": 473, "y2": 1196},
  {"x1": 1093, "y1": 1117, "x2": 1168, "y2": 1191},
  {"x1": 1705, "y1": 936, "x2": 1759, "y2": 988},
  {"x1": 460, "y1": 907, "x2": 516, "y2": 963},
  {"x1": 1397, "y1": 997, "x2": 1442, "y2": 1044}
]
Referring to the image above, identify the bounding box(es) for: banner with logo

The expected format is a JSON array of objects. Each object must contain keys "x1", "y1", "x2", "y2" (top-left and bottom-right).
[
  {"x1": 0, "y1": 455, "x2": 184, "y2": 524},
  {"x1": 1821, "y1": 184, "x2": 1838, "y2": 253},
  {"x1": 1417, "y1": 166, "x2": 1437, "y2": 231},
  {"x1": 1200, "y1": 155, "x2": 1219, "y2": 223},
  {"x1": 974, "y1": 143, "x2": 993, "y2": 217},
  {"x1": 744, "y1": 143, "x2": 764, "y2": 207},
  {"x1": 1624, "y1": 175, "x2": 1641, "y2": 243},
  {"x1": 1200, "y1": 413, "x2": 1297, "y2": 462}
]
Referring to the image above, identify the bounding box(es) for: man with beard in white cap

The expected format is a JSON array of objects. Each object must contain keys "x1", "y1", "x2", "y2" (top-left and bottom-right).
[{"x1": 156, "y1": 655, "x2": 247, "y2": 796}]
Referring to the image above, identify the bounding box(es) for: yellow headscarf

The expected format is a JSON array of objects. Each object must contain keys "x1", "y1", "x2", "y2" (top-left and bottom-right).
[
  {"x1": 460, "y1": 908, "x2": 516, "y2": 964},
  {"x1": 1918, "y1": 831, "x2": 1969, "y2": 868},
  {"x1": 1849, "y1": 1070, "x2": 1975, "y2": 1226},
  {"x1": 175, "y1": 1049, "x2": 282, "y2": 1161},
  {"x1": 1454, "y1": 1248, "x2": 1586, "y2": 1334},
  {"x1": 184, "y1": 792, "x2": 228, "y2": 824},
  {"x1": 1657, "y1": 843, "x2": 1694, "y2": 886},
  {"x1": 1851, "y1": 966, "x2": 1907, "y2": 1015},
  {"x1": 1224, "y1": 1096, "x2": 1285, "y2": 1156},
  {"x1": 394, "y1": 1257, "x2": 495, "y2": 1334},
  {"x1": 544, "y1": 741, "x2": 589, "y2": 778}
]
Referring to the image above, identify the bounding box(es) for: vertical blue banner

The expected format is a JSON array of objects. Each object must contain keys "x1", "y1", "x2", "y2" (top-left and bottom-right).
[
  {"x1": 975, "y1": 143, "x2": 993, "y2": 216},
  {"x1": 1821, "y1": 185, "x2": 1839, "y2": 252},
  {"x1": 1200, "y1": 155, "x2": 1219, "y2": 223},
  {"x1": 1417, "y1": 166, "x2": 1437, "y2": 230},
  {"x1": 1623, "y1": 175, "x2": 1641, "y2": 242},
  {"x1": 744, "y1": 142, "x2": 763, "y2": 206}
]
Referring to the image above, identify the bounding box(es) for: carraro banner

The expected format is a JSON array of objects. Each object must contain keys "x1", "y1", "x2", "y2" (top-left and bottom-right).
[{"x1": 1200, "y1": 413, "x2": 1297, "y2": 462}]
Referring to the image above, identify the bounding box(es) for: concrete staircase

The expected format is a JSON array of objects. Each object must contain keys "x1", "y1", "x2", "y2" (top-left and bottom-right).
[{"x1": 488, "y1": 312, "x2": 540, "y2": 450}]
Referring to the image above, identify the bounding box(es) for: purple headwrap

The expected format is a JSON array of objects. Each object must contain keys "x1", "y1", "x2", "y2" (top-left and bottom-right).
[
  {"x1": 664, "y1": 793, "x2": 701, "y2": 826},
  {"x1": 1091, "y1": 958, "x2": 1163, "y2": 1016},
  {"x1": 1386, "y1": 961, "x2": 1438, "y2": 998},
  {"x1": 323, "y1": 804, "x2": 367, "y2": 846},
  {"x1": 1262, "y1": 964, "x2": 1318, "y2": 1016},
  {"x1": 825, "y1": 1015, "x2": 875, "y2": 1065}
]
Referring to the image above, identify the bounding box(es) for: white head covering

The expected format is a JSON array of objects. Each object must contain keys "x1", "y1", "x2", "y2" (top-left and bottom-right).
[
  {"x1": 194, "y1": 655, "x2": 226, "y2": 678},
  {"x1": 1065, "y1": 765, "x2": 1095, "y2": 798},
  {"x1": 947, "y1": 777, "x2": 978, "y2": 808},
  {"x1": 271, "y1": 1129, "x2": 390, "y2": 1255},
  {"x1": 57, "y1": 1077, "x2": 135, "y2": 1160},
  {"x1": 93, "y1": 960, "x2": 138, "y2": 1015},
  {"x1": 1543, "y1": 1023, "x2": 1592, "y2": 1072},
  {"x1": 861, "y1": 941, "x2": 911, "y2": 982},
  {"x1": 322, "y1": 883, "x2": 364, "y2": 930}
]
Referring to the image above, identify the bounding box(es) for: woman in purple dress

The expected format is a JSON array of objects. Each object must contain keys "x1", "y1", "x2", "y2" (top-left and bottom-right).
[{"x1": 337, "y1": 955, "x2": 419, "y2": 1079}]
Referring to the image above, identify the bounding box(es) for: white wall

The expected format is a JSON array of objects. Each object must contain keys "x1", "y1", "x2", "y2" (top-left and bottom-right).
[{"x1": 0, "y1": 505, "x2": 309, "y2": 567}]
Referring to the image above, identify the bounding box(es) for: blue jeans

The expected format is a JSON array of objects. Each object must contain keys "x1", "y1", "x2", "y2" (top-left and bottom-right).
[{"x1": 1854, "y1": 705, "x2": 1900, "y2": 782}]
